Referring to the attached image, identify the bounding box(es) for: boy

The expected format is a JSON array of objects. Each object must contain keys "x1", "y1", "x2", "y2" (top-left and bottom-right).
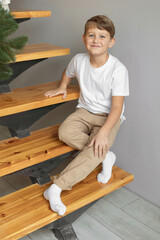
[{"x1": 43, "y1": 15, "x2": 129, "y2": 215}]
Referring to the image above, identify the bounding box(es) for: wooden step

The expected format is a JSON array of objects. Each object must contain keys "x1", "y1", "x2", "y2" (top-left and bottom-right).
[
  {"x1": 11, "y1": 9, "x2": 51, "y2": 19},
  {"x1": 0, "y1": 165, "x2": 134, "y2": 240},
  {"x1": 15, "y1": 43, "x2": 70, "y2": 62},
  {"x1": 0, "y1": 82, "x2": 79, "y2": 117},
  {"x1": 0, "y1": 125, "x2": 74, "y2": 177}
]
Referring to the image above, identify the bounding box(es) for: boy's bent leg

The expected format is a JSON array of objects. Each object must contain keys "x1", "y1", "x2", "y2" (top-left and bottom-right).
[
  {"x1": 97, "y1": 151, "x2": 116, "y2": 183},
  {"x1": 97, "y1": 118, "x2": 121, "y2": 183},
  {"x1": 43, "y1": 184, "x2": 66, "y2": 216},
  {"x1": 44, "y1": 108, "x2": 93, "y2": 215},
  {"x1": 58, "y1": 108, "x2": 92, "y2": 150},
  {"x1": 54, "y1": 119, "x2": 121, "y2": 190}
]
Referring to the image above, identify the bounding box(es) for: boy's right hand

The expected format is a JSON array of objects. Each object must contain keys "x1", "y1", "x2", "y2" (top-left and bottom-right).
[{"x1": 44, "y1": 87, "x2": 67, "y2": 99}]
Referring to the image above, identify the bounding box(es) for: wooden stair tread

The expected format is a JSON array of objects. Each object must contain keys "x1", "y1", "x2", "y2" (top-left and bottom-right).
[
  {"x1": 0, "y1": 82, "x2": 79, "y2": 117},
  {"x1": 0, "y1": 165, "x2": 134, "y2": 240},
  {"x1": 15, "y1": 43, "x2": 70, "y2": 62},
  {"x1": 0, "y1": 124, "x2": 74, "y2": 177},
  {"x1": 11, "y1": 9, "x2": 51, "y2": 19}
]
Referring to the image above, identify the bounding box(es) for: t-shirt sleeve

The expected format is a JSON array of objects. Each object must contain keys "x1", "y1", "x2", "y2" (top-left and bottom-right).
[
  {"x1": 111, "y1": 66, "x2": 129, "y2": 96},
  {"x1": 65, "y1": 55, "x2": 77, "y2": 78}
]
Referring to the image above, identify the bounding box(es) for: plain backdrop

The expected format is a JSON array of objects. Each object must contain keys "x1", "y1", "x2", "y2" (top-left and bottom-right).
[{"x1": 1, "y1": 0, "x2": 159, "y2": 207}]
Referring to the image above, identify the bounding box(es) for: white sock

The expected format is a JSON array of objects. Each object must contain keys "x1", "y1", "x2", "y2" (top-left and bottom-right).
[
  {"x1": 97, "y1": 151, "x2": 116, "y2": 184},
  {"x1": 43, "y1": 184, "x2": 66, "y2": 216}
]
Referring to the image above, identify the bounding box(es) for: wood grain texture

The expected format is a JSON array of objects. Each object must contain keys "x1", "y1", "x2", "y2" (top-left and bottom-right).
[
  {"x1": 0, "y1": 165, "x2": 134, "y2": 240},
  {"x1": 0, "y1": 82, "x2": 79, "y2": 117},
  {"x1": 15, "y1": 43, "x2": 70, "y2": 62},
  {"x1": 0, "y1": 125, "x2": 74, "y2": 177},
  {"x1": 11, "y1": 9, "x2": 51, "y2": 19}
]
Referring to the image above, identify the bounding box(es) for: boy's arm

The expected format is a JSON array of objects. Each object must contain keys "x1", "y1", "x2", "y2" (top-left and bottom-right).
[
  {"x1": 100, "y1": 96, "x2": 124, "y2": 135},
  {"x1": 88, "y1": 96, "x2": 124, "y2": 158},
  {"x1": 59, "y1": 69, "x2": 73, "y2": 89},
  {"x1": 44, "y1": 69, "x2": 73, "y2": 99}
]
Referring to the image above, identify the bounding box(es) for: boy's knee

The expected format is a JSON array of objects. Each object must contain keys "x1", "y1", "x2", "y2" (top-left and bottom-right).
[
  {"x1": 58, "y1": 124, "x2": 83, "y2": 150},
  {"x1": 58, "y1": 124, "x2": 74, "y2": 144},
  {"x1": 58, "y1": 124, "x2": 68, "y2": 142}
]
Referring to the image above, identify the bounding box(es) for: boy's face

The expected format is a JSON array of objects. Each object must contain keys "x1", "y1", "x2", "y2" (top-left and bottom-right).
[{"x1": 83, "y1": 26, "x2": 115, "y2": 57}]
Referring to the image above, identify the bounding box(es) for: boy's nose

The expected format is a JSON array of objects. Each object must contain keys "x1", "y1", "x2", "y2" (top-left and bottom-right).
[{"x1": 93, "y1": 36, "x2": 98, "y2": 42}]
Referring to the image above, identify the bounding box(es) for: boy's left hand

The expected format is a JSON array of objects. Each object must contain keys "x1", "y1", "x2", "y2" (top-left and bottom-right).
[{"x1": 88, "y1": 130, "x2": 109, "y2": 158}]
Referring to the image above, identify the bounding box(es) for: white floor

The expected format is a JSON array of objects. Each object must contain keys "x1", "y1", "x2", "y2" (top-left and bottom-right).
[{"x1": 1, "y1": 174, "x2": 160, "y2": 240}]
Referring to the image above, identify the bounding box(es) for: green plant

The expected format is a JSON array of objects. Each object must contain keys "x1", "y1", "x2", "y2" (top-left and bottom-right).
[{"x1": 0, "y1": 5, "x2": 28, "y2": 82}]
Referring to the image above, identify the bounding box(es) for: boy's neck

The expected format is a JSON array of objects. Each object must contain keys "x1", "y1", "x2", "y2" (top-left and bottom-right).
[{"x1": 90, "y1": 53, "x2": 109, "y2": 68}]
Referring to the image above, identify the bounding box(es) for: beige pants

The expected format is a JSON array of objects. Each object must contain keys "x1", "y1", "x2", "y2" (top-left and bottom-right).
[{"x1": 54, "y1": 108, "x2": 121, "y2": 190}]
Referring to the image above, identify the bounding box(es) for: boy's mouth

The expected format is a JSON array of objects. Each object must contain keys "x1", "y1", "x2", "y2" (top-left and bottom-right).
[{"x1": 91, "y1": 45, "x2": 100, "y2": 48}]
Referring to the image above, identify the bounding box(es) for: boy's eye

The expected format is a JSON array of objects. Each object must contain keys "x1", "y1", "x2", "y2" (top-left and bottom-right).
[
  {"x1": 100, "y1": 35, "x2": 105, "y2": 38},
  {"x1": 88, "y1": 34, "x2": 94, "y2": 37}
]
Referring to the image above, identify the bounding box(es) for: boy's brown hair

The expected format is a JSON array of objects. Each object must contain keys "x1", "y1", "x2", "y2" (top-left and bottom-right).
[{"x1": 84, "y1": 15, "x2": 115, "y2": 39}]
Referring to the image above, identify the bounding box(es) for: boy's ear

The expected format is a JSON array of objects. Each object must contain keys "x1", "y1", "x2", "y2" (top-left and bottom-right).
[
  {"x1": 109, "y1": 38, "x2": 116, "y2": 48},
  {"x1": 82, "y1": 34, "x2": 86, "y2": 43}
]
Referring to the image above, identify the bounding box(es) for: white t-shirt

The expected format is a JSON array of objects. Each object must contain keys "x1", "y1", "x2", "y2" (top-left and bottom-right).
[{"x1": 66, "y1": 53, "x2": 129, "y2": 121}]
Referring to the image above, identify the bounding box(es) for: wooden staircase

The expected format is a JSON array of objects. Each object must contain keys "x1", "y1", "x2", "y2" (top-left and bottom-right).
[
  {"x1": 11, "y1": 9, "x2": 51, "y2": 19},
  {"x1": 0, "y1": 82, "x2": 79, "y2": 116},
  {"x1": 0, "y1": 8, "x2": 134, "y2": 240},
  {"x1": 11, "y1": 9, "x2": 51, "y2": 24},
  {"x1": 0, "y1": 165, "x2": 133, "y2": 240},
  {"x1": 15, "y1": 43, "x2": 70, "y2": 62},
  {"x1": 0, "y1": 124, "x2": 75, "y2": 177}
]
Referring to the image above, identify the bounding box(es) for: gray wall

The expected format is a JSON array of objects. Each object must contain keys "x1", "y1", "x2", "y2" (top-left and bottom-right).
[{"x1": 6, "y1": 0, "x2": 160, "y2": 207}]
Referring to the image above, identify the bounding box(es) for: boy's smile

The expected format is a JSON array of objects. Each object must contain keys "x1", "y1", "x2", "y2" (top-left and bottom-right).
[{"x1": 83, "y1": 27, "x2": 115, "y2": 63}]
